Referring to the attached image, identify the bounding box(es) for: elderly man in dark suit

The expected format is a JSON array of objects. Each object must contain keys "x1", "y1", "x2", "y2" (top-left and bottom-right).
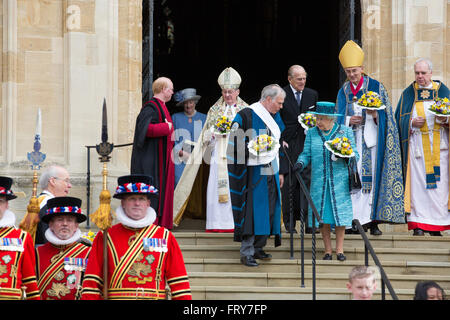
[{"x1": 279, "y1": 65, "x2": 318, "y2": 233}]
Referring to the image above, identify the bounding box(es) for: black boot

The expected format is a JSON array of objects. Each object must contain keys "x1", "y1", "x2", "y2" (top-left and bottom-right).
[{"x1": 370, "y1": 222, "x2": 382, "y2": 236}]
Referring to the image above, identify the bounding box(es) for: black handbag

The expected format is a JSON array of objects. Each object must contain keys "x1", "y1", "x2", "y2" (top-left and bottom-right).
[{"x1": 347, "y1": 157, "x2": 362, "y2": 194}]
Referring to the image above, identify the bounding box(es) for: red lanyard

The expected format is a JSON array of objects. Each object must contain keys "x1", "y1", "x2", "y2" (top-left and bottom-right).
[{"x1": 350, "y1": 76, "x2": 364, "y2": 97}]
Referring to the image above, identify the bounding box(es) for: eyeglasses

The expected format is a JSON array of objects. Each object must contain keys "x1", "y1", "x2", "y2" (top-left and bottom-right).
[
  {"x1": 222, "y1": 89, "x2": 237, "y2": 95},
  {"x1": 53, "y1": 177, "x2": 71, "y2": 184}
]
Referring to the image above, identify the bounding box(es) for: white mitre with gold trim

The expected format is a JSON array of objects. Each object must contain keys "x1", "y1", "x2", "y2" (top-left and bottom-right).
[{"x1": 217, "y1": 67, "x2": 242, "y2": 90}]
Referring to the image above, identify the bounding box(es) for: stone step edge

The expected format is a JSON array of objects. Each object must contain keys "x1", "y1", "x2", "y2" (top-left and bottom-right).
[
  {"x1": 190, "y1": 285, "x2": 414, "y2": 295},
  {"x1": 173, "y1": 231, "x2": 450, "y2": 242},
  {"x1": 180, "y1": 244, "x2": 450, "y2": 255},
  {"x1": 187, "y1": 271, "x2": 450, "y2": 281},
  {"x1": 184, "y1": 258, "x2": 450, "y2": 268}
]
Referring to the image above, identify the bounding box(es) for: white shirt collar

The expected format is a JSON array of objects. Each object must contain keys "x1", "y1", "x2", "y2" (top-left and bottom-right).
[
  {"x1": 419, "y1": 82, "x2": 433, "y2": 89},
  {"x1": 45, "y1": 228, "x2": 81, "y2": 246},
  {"x1": 116, "y1": 205, "x2": 156, "y2": 229},
  {"x1": 290, "y1": 84, "x2": 302, "y2": 95},
  {"x1": 0, "y1": 210, "x2": 16, "y2": 228}
]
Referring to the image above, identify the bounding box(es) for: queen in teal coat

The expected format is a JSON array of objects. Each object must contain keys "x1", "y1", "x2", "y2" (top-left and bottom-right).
[{"x1": 296, "y1": 102, "x2": 358, "y2": 261}]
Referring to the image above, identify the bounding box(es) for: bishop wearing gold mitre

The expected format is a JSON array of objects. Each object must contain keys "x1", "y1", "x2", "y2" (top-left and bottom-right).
[{"x1": 336, "y1": 40, "x2": 405, "y2": 234}]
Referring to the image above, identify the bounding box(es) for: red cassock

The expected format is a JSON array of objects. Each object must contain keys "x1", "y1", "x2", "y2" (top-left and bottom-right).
[
  {"x1": 81, "y1": 223, "x2": 191, "y2": 300},
  {"x1": 36, "y1": 241, "x2": 91, "y2": 300},
  {"x1": 0, "y1": 227, "x2": 40, "y2": 300}
]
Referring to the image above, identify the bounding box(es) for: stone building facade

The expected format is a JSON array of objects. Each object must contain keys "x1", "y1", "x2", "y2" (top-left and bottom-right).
[
  {"x1": 1, "y1": 0, "x2": 141, "y2": 224},
  {"x1": 1, "y1": 0, "x2": 449, "y2": 230}
]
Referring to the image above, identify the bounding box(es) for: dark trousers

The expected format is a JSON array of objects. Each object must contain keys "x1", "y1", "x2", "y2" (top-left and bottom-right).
[
  {"x1": 281, "y1": 166, "x2": 310, "y2": 231},
  {"x1": 240, "y1": 174, "x2": 277, "y2": 257}
]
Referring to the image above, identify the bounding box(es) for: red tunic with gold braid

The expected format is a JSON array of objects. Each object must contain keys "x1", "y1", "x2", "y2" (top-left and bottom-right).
[
  {"x1": 36, "y1": 241, "x2": 91, "y2": 300},
  {"x1": 81, "y1": 223, "x2": 191, "y2": 300},
  {"x1": 0, "y1": 227, "x2": 40, "y2": 300}
]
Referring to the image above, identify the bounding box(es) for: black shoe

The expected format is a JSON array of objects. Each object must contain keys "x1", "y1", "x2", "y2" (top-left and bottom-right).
[
  {"x1": 240, "y1": 256, "x2": 259, "y2": 267},
  {"x1": 413, "y1": 228, "x2": 425, "y2": 236},
  {"x1": 322, "y1": 253, "x2": 332, "y2": 260},
  {"x1": 336, "y1": 253, "x2": 346, "y2": 261},
  {"x1": 370, "y1": 224, "x2": 383, "y2": 236},
  {"x1": 254, "y1": 250, "x2": 272, "y2": 260},
  {"x1": 429, "y1": 231, "x2": 442, "y2": 236}
]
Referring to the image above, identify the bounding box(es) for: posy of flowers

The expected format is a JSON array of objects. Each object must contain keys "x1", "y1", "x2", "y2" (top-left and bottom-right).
[
  {"x1": 298, "y1": 113, "x2": 317, "y2": 130},
  {"x1": 356, "y1": 91, "x2": 385, "y2": 110},
  {"x1": 429, "y1": 97, "x2": 450, "y2": 116},
  {"x1": 249, "y1": 134, "x2": 276, "y2": 155},
  {"x1": 324, "y1": 136, "x2": 354, "y2": 158},
  {"x1": 213, "y1": 115, "x2": 232, "y2": 134}
]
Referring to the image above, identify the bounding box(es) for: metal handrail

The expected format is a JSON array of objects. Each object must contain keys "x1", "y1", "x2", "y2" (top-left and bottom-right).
[
  {"x1": 352, "y1": 218, "x2": 399, "y2": 300},
  {"x1": 282, "y1": 145, "x2": 323, "y2": 300}
]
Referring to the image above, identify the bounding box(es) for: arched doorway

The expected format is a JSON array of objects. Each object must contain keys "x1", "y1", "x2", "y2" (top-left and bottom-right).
[
  {"x1": 142, "y1": 0, "x2": 362, "y2": 228},
  {"x1": 143, "y1": 0, "x2": 362, "y2": 113}
]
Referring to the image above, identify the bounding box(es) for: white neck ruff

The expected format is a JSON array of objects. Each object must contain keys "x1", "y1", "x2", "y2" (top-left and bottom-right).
[
  {"x1": 0, "y1": 210, "x2": 16, "y2": 228},
  {"x1": 45, "y1": 228, "x2": 81, "y2": 246},
  {"x1": 116, "y1": 205, "x2": 156, "y2": 229}
]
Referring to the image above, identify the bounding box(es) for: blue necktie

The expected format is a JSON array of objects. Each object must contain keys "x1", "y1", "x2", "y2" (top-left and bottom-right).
[{"x1": 295, "y1": 91, "x2": 302, "y2": 106}]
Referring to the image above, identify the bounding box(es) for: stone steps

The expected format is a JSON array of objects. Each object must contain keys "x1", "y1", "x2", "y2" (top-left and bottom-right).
[
  {"x1": 185, "y1": 258, "x2": 450, "y2": 277},
  {"x1": 173, "y1": 229, "x2": 450, "y2": 300},
  {"x1": 180, "y1": 244, "x2": 450, "y2": 262},
  {"x1": 190, "y1": 286, "x2": 415, "y2": 300},
  {"x1": 188, "y1": 271, "x2": 450, "y2": 289},
  {"x1": 175, "y1": 232, "x2": 450, "y2": 249}
]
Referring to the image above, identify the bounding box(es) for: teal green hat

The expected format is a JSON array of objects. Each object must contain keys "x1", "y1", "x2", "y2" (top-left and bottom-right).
[{"x1": 309, "y1": 101, "x2": 342, "y2": 117}]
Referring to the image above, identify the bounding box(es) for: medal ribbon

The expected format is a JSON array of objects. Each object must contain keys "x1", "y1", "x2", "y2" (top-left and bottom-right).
[
  {"x1": 37, "y1": 243, "x2": 89, "y2": 296},
  {"x1": 109, "y1": 225, "x2": 157, "y2": 289}
]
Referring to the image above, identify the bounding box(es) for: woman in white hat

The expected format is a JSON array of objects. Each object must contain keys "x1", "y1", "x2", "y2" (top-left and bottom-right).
[{"x1": 172, "y1": 88, "x2": 206, "y2": 186}]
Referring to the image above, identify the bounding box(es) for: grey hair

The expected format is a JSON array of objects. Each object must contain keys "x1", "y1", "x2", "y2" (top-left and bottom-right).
[
  {"x1": 39, "y1": 165, "x2": 64, "y2": 190},
  {"x1": 414, "y1": 58, "x2": 433, "y2": 72},
  {"x1": 288, "y1": 65, "x2": 307, "y2": 78},
  {"x1": 260, "y1": 84, "x2": 286, "y2": 102}
]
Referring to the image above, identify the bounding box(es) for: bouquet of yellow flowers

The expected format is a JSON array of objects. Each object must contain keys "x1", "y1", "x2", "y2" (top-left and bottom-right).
[
  {"x1": 248, "y1": 134, "x2": 279, "y2": 156},
  {"x1": 324, "y1": 136, "x2": 354, "y2": 158},
  {"x1": 298, "y1": 113, "x2": 317, "y2": 130},
  {"x1": 356, "y1": 91, "x2": 385, "y2": 110},
  {"x1": 428, "y1": 97, "x2": 450, "y2": 116},
  {"x1": 80, "y1": 231, "x2": 97, "y2": 245},
  {"x1": 212, "y1": 115, "x2": 232, "y2": 135}
]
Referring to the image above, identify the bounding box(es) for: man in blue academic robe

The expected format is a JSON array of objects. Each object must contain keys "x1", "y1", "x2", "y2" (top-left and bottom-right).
[{"x1": 227, "y1": 84, "x2": 285, "y2": 267}]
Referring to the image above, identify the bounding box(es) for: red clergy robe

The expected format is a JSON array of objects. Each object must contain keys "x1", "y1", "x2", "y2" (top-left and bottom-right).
[
  {"x1": 130, "y1": 97, "x2": 175, "y2": 230},
  {"x1": 80, "y1": 223, "x2": 191, "y2": 300},
  {"x1": 36, "y1": 241, "x2": 91, "y2": 300},
  {"x1": 0, "y1": 227, "x2": 40, "y2": 300}
]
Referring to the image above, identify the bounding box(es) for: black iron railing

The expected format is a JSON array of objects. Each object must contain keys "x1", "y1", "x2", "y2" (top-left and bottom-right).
[
  {"x1": 283, "y1": 146, "x2": 323, "y2": 300},
  {"x1": 352, "y1": 218, "x2": 398, "y2": 300},
  {"x1": 283, "y1": 145, "x2": 398, "y2": 300}
]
